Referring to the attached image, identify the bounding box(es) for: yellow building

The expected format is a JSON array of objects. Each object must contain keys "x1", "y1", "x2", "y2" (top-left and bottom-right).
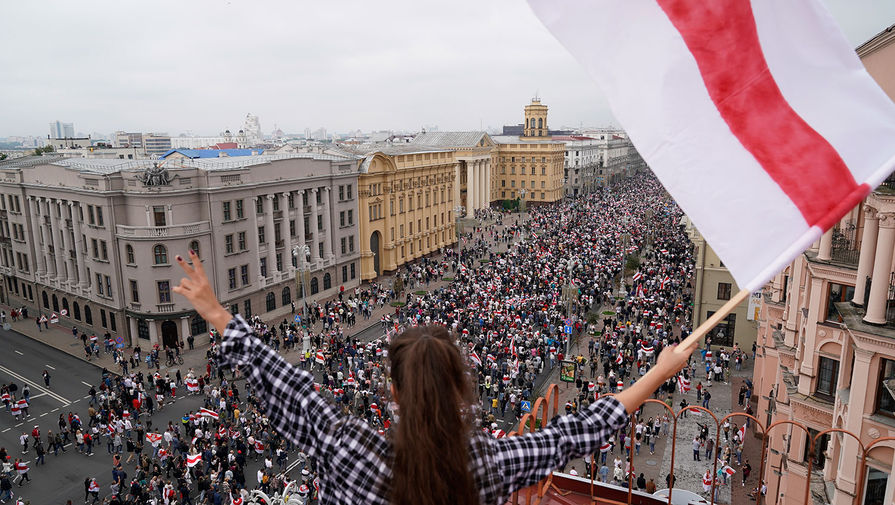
[
  {"x1": 492, "y1": 99, "x2": 565, "y2": 204},
  {"x1": 356, "y1": 147, "x2": 458, "y2": 280}
]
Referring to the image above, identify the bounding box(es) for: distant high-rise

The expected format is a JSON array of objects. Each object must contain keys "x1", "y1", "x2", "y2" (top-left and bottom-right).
[{"x1": 49, "y1": 120, "x2": 74, "y2": 139}]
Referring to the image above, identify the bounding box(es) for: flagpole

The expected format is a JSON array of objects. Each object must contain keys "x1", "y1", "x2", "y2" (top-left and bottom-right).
[{"x1": 676, "y1": 289, "x2": 750, "y2": 354}]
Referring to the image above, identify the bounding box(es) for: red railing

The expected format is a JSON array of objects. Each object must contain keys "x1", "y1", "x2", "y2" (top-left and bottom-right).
[{"x1": 504, "y1": 386, "x2": 888, "y2": 505}]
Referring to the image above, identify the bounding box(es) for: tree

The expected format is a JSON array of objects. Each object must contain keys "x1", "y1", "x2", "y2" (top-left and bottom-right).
[{"x1": 0, "y1": 153, "x2": 7, "y2": 161}]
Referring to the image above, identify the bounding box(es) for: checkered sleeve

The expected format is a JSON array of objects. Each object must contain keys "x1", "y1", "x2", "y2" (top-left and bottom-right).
[
  {"x1": 494, "y1": 396, "x2": 628, "y2": 495},
  {"x1": 218, "y1": 315, "x2": 339, "y2": 461}
]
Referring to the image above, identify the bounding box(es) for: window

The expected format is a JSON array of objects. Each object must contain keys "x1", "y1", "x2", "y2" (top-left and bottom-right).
[
  {"x1": 191, "y1": 315, "x2": 207, "y2": 336},
  {"x1": 225, "y1": 234, "x2": 234, "y2": 254},
  {"x1": 87, "y1": 205, "x2": 95, "y2": 225},
  {"x1": 864, "y1": 467, "x2": 889, "y2": 505},
  {"x1": 266, "y1": 292, "x2": 276, "y2": 312},
  {"x1": 42, "y1": 291, "x2": 49, "y2": 309},
  {"x1": 228, "y1": 268, "x2": 237, "y2": 289},
  {"x1": 230, "y1": 304, "x2": 238, "y2": 316},
  {"x1": 826, "y1": 283, "x2": 854, "y2": 321},
  {"x1": 96, "y1": 273, "x2": 104, "y2": 295},
  {"x1": 877, "y1": 358, "x2": 895, "y2": 416},
  {"x1": 717, "y1": 282, "x2": 732, "y2": 301},
  {"x1": 338, "y1": 185, "x2": 345, "y2": 200},
  {"x1": 243, "y1": 299, "x2": 252, "y2": 318},
  {"x1": 317, "y1": 215, "x2": 323, "y2": 230},
  {"x1": 346, "y1": 185, "x2": 352, "y2": 200},
  {"x1": 815, "y1": 357, "x2": 838, "y2": 399},
  {"x1": 260, "y1": 258, "x2": 267, "y2": 278},
  {"x1": 101, "y1": 241, "x2": 108, "y2": 260},
  {"x1": 348, "y1": 210, "x2": 353, "y2": 225},
  {"x1": 276, "y1": 253, "x2": 282, "y2": 272},
  {"x1": 290, "y1": 220, "x2": 296, "y2": 237},
  {"x1": 238, "y1": 232, "x2": 246, "y2": 251},
  {"x1": 95, "y1": 207, "x2": 103, "y2": 227},
  {"x1": 137, "y1": 318, "x2": 151, "y2": 339},
  {"x1": 235, "y1": 199, "x2": 244, "y2": 219},
  {"x1": 323, "y1": 273, "x2": 331, "y2": 290},
  {"x1": 342, "y1": 265, "x2": 348, "y2": 283},
  {"x1": 105, "y1": 275, "x2": 112, "y2": 297},
  {"x1": 341, "y1": 237, "x2": 347, "y2": 255},
  {"x1": 157, "y1": 281, "x2": 171, "y2": 303},
  {"x1": 100, "y1": 309, "x2": 107, "y2": 329},
  {"x1": 256, "y1": 197, "x2": 263, "y2": 214},
  {"x1": 706, "y1": 311, "x2": 736, "y2": 346},
  {"x1": 130, "y1": 280, "x2": 139, "y2": 303},
  {"x1": 350, "y1": 263, "x2": 356, "y2": 279},
  {"x1": 281, "y1": 287, "x2": 291, "y2": 306},
  {"x1": 126, "y1": 244, "x2": 135, "y2": 264},
  {"x1": 153, "y1": 244, "x2": 168, "y2": 264},
  {"x1": 258, "y1": 226, "x2": 266, "y2": 244},
  {"x1": 92, "y1": 239, "x2": 99, "y2": 258},
  {"x1": 340, "y1": 211, "x2": 345, "y2": 227},
  {"x1": 310, "y1": 277, "x2": 319, "y2": 295},
  {"x1": 222, "y1": 201, "x2": 232, "y2": 221},
  {"x1": 348, "y1": 235, "x2": 355, "y2": 252},
  {"x1": 241, "y1": 264, "x2": 249, "y2": 285},
  {"x1": 152, "y1": 206, "x2": 166, "y2": 227},
  {"x1": 73, "y1": 302, "x2": 80, "y2": 321},
  {"x1": 318, "y1": 242, "x2": 324, "y2": 259},
  {"x1": 189, "y1": 240, "x2": 199, "y2": 258}
]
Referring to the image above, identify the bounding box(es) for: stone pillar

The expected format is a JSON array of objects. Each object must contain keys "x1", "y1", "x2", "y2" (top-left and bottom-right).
[
  {"x1": 265, "y1": 194, "x2": 276, "y2": 276},
  {"x1": 148, "y1": 320, "x2": 159, "y2": 348},
  {"x1": 485, "y1": 161, "x2": 491, "y2": 208},
  {"x1": 817, "y1": 228, "x2": 833, "y2": 261},
  {"x1": 180, "y1": 316, "x2": 190, "y2": 341},
  {"x1": 852, "y1": 207, "x2": 878, "y2": 306},
  {"x1": 69, "y1": 202, "x2": 88, "y2": 288},
  {"x1": 465, "y1": 162, "x2": 474, "y2": 215},
  {"x1": 281, "y1": 193, "x2": 292, "y2": 271},
  {"x1": 250, "y1": 196, "x2": 263, "y2": 280},
  {"x1": 297, "y1": 190, "x2": 307, "y2": 259},
  {"x1": 834, "y1": 348, "x2": 874, "y2": 500},
  {"x1": 48, "y1": 200, "x2": 64, "y2": 280},
  {"x1": 310, "y1": 188, "x2": 320, "y2": 262},
  {"x1": 39, "y1": 199, "x2": 55, "y2": 278},
  {"x1": 323, "y1": 187, "x2": 334, "y2": 260},
  {"x1": 56, "y1": 201, "x2": 74, "y2": 284},
  {"x1": 480, "y1": 160, "x2": 487, "y2": 209},
  {"x1": 128, "y1": 316, "x2": 138, "y2": 347},
  {"x1": 453, "y1": 163, "x2": 461, "y2": 211},
  {"x1": 864, "y1": 213, "x2": 895, "y2": 325},
  {"x1": 28, "y1": 197, "x2": 45, "y2": 276}
]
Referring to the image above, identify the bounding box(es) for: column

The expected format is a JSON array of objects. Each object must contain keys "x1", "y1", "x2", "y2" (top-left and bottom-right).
[
  {"x1": 852, "y1": 207, "x2": 878, "y2": 305},
  {"x1": 250, "y1": 196, "x2": 263, "y2": 280},
  {"x1": 70, "y1": 202, "x2": 88, "y2": 288},
  {"x1": 60, "y1": 202, "x2": 75, "y2": 285},
  {"x1": 863, "y1": 213, "x2": 895, "y2": 325},
  {"x1": 479, "y1": 160, "x2": 487, "y2": 209},
  {"x1": 281, "y1": 193, "x2": 292, "y2": 271},
  {"x1": 48, "y1": 200, "x2": 64, "y2": 281},
  {"x1": 310, "y1": 188, "x2": 320, "y2": 262},
  {"x1": 834, "y1": 348, "x2": 874, "y2": 499},
  {"x1": 817, "y1": 228, "x2": 833, "y2": 261},
  {"x1": 39, "y1": 199, "x2": 55, "y2": 278},
  {"x1": 453, "y1": 163, "x2": 461, "y2": 211},
  {"x1": 465, "y1": 162, "x2": 474, "y2": 215},
  {"x1": 148, "y1": 320, "x2": 159, "y2": 348},
  {"x1": 28, "y1": 197, "x2": 45, "y2": 276},
  {"x1": 180, "y1": 317, "x2": 190, "y2": 341},
  {"x1": 297, "y1": 190, "x2": 307, "y2": 256},
  {"x1": 128, "y1": 317, "x2": 138, "y2": 347},
  {"x1": 323, "y1": 187, "x2": 334, "y2": 260},
  {"x1": 485, "y1": 161, "x2": 491, "y2": 208},
  {"x1": 265, "y1": 194, "x2": 276, "y2": 277}
]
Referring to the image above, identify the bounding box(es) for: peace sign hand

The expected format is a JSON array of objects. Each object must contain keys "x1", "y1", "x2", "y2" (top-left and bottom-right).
[{"x1": 173, "y1": 250, "x2": 233, "y2": 331}]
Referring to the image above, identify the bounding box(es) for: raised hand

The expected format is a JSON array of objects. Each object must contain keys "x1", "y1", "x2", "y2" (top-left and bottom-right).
[{"x1": 173, "y1": 249, "x2": 232, "y2": 331}]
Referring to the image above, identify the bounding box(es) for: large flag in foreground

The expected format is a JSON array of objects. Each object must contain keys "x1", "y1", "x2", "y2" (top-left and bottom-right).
[{"x1": 528, "y1": 0, "x2": 895, "y2": 291}]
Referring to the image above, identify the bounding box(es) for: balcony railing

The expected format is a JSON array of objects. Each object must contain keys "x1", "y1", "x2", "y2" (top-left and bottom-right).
[
  {"x1": 830, "y1": 221, "x2": 859, "y2": 266},
  {"x1": 504, "y1": 384, "x2": 882, "y2": 505},
  {"x1": 156, "y1": 303, "x2": 175, "y2": 313},
  {"x1": 117, "y1": 221, "x2": 210, "y2": 239}
]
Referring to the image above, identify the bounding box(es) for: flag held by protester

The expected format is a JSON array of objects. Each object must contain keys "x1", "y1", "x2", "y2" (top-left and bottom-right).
[{"x1": 527, "y1": 0, "x2": 895, "y2": 292}]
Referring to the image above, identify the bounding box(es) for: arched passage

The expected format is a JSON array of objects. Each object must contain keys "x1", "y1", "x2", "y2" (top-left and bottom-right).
[
  {"x1": 370, "y1": 230, "x2": 382, "y2": 278},
  {"x1": 161, "y1": 320, "x2": 179, "y2": 349}
]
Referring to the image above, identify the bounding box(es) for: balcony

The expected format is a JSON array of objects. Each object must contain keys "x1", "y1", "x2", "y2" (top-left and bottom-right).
[
  {"x1": 156, "y1": 303, "x2": 175, "y2": 313},
  {"x1": 117, "y1": 221, "x2": 210, "y2": 239}
]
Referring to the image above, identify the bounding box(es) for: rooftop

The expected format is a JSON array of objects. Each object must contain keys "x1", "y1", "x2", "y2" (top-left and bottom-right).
[
  {"x1": 409, "y1": 131, "x2": 490, "y2": 148},
  {"x1": 158, "y1": 148, "x2": 263, "y2": 159},
  {"x1": 491, "y1": 135, "x2": 564, "y2": 145}
]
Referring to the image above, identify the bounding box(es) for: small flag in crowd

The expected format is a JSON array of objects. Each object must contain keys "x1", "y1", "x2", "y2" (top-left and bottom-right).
[
  {"x1": 315, "y1": 351, "x2": 325, "y2": 364},
  {"x1": 527, "y1": 0, "x2": 895, "y2": 292},
  {"x1": 599, "y1": 442, "x2": 611, "y2": 453},
  {"x1": 199, "y1": 408, "x2": 219, "y2": 420},
  {"x1": 677, "y1": 376, "x2": 691, "y2": 394},
  {"x1": 469, "y1": 351, "x2": 482, "y2": 367},
  {"x1": 187, "y1": 453, "x2": 202, "y2": 467},
  {"x1": 615, "y1": 353, "x2": 623, "y2": 365}
]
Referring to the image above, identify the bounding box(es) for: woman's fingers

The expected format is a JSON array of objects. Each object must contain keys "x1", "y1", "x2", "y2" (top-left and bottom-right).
[
  {"x1": 175, "y1": 255, "x2": 194, "y2": 277},
  {"x1": 188, "y1": 249, "x2": 207, "y2": 278}
]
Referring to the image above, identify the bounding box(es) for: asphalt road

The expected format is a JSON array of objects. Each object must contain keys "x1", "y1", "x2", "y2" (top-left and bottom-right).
[{"x1": 0, "y1": 326, "x2": 306, "y2": 504}]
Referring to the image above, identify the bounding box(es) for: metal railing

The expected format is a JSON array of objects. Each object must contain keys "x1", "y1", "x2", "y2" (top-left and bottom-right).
[
  {"x1": 116, "y1": 221, "x2": 210, "y2": 238},
  {"x1": 504, "y1": 384, "x2": 886, "y2": 505}
]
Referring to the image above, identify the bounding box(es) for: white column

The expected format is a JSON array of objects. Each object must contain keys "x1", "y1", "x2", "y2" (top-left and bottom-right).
[
  {"x1": 864, "y1": 213, "x2": 895, "y2": 325},
  {"x1": 281, "y1": 192, "x2": 292, "y2": 271},
  {"x1": 297, "y1": 190, "x2": 307, "y2": 256},
  {"x1": 485, "y1": 161, "x2": 491, "y2": 208},
  {"x1": 180, "y1": 317, "x2": 190, "y2": 341},
  {"x1": 148, "y1": 320, "x2": 159, "y2": 348},
  {"x1": 39, "y1": 199, "x2": 55, "y2": 278},
  {"x1": 265, "y1": 194, "x2": 276, "y2": 276},
  {"x1": 70, "y1": 202, "x2": 88, "y2": 288},
  {"x1": 453, "y1": 163, "x2": 461, "y2": 210},
  {"x1": 479, "y1": 160, "x2": 487, "y2": 210},
  {"x1": 61, "y1": 203, "x2": 75, "y2": 285},
  {"x1": 28, "y1": 197, "x2": 45, "y2": 276},
  {"x1": 310, "y1": 188, "x2": 320, "y2": 262},
  {"x1": 834, "y1": 348, "x2": 874, "y2": 500},
  {"x1": 48, "y1": 200, "x2": 64, "y2": 280},
  {"x1": 466, "y1": 161, "x2": 475, "y2": 216},
  {"x1": 852, "y1": 207, "x2": 878, "y2": 305},
  {"x1": 128, "y1": 317, "x2": 138, "y2": 347},
  {"x1": 250, "y1": 196, "x2": 263, "y2": 280},
  {"x1": 323, "y1": 187, "x2": 334, "y2": 261},
  {"x1": 817, "y1": 228, "x2": 833, "y2": 261}
]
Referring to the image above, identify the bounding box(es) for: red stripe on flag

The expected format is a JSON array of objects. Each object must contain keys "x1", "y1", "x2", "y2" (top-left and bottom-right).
[{"x1": 656, "y1": 0, "x2": 869, "y2": 230}]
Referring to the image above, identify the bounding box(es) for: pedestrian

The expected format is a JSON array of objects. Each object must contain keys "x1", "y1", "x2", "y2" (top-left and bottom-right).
[
  {"x1": 692, "y1": 437, "x2": 701, "y2": 461},
  {"x1": 12, "y1": 460, "x2": 28, "y2": 486},
  {"x1": 0, "y1": 474, "x2": 11, "y2": 503},
  {"x1": 42, "y1": 370, "x2": 50, "y2": 388},
  {"x1": 18, "y1": 434, "x2": 26, "y2": 455}
]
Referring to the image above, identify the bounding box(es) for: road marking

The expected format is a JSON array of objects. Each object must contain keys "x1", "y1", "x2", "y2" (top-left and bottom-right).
[
  {"x1": 14, "y1": 423, "x2": 22, "y2": 427},
  {"x1": 81, "y1": 381, "x2": 92, "y2": 387},
  {"x1": 13, "y1": 350, "x2": 23, "y2": 356},
  {"x1": 1, "y1": 428, "x2": 8, "y2": 433},
  {"x1": 45, "y1": 365, "x2": 55, "y2": 370},
  {"x1": 51, "y1": 408, "x2": 59, "y2": 413},
  {"x1": 0, "y1": 364, "x2": 70, "y2": 405},
  {"x1": 39, "y1": 412, "x2": 47, "y2": 417},
  {"x1": 29, "y1": 393, "x2": 47, "y2": 400},
  {"x1": 82, "y1": 395, "x2": 90, "y2": 400}
]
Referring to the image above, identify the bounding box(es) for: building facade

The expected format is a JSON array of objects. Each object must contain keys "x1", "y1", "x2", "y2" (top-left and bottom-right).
[
  {"x1": 558, "y1": 136, "x2": 602, "y2": 197},
  {"x1": 752, "y1": 26, "x2": 895, "y2": 505},
  {"x1": 356, "y1": 147, "x2": 458, "y2": 281},
  {"x1": 0, "y1": 153, "x2": 361, "y2": 349},
  {"x1": 49, "y1": 121, "x2": 75, "y2": 139},
  {"x1": 683, "y1": 216, "x2": 757, "y2": 351}
]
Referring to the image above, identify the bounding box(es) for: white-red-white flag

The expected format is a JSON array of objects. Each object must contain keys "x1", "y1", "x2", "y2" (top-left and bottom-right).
[
  {"x1": 469, "y1": 351, "x2": 482, "y2": 367},
  {"x1": 199, "y1": 408, "x2": 219, "y2": 420},
  {"x1": 528, "y1": 0, "x2": 895, "y2": 291},
  {"x1": 187, "y1": 453, "x2": 202, "y2": 467}
]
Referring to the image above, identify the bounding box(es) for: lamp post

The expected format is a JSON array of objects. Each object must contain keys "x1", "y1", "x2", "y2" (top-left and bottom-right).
[
  {"x1": 565, "y1": 256, "x2": 580, "y2": 355},
  {"x1": 292, "y1": 244, "x2": 311, "y2": 323},
  {"x1": 519, "y1": 189, "x2": 527, "y2": 214}
]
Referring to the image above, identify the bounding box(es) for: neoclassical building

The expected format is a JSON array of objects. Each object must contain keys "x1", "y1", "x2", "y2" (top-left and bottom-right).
[{"x1": 0, "y1": 153, "x2": 361, "y2": 348}]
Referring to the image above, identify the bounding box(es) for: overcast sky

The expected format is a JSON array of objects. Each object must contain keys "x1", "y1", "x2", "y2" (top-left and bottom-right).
[{"x1": 1, "y1": 0, "x2": 893, "y2": 138}]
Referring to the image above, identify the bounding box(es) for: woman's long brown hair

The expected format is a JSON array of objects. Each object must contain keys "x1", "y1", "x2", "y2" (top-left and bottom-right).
[{"x1": 388, "y1": 325, "x2": 479, "y2": 505}]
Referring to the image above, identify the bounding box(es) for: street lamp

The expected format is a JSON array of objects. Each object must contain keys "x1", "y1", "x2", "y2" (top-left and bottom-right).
[
  {"x1": 454, "y1": 205, "x2": 465, "y2": 258},
  {"x1": 519, "y1": 189, "x2": 527, "y2": 214},
  {"x1": 292, "y1": 244, "x2": 311, "y2": 321},
  {"x1": 565, "y1": 256, "x2": 580, "y2": 355}
]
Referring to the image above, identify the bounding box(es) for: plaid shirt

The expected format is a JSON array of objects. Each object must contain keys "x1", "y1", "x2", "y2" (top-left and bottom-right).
[{"x1": 220, "y1": 315, "x2": 628, "y2": 504}]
